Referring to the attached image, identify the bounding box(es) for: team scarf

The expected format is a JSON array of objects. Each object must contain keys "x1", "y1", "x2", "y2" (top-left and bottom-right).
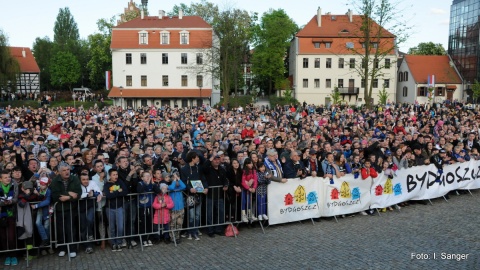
[{"x1": 264, "y1": 158, "x2": 283, "y2": 178}]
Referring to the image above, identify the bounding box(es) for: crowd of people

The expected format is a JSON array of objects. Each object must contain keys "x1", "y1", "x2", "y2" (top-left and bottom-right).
[{"x1": 0, "y1": 99, "x2": 478, "y2": 264}]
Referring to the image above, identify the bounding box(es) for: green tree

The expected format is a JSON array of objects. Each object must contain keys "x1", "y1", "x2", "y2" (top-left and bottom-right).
[
  {"x1": 349, "y1": 0, "x2": 410, "y2": 108},
  {"x1": 472, "y1": 80, "x2": 480, "y2": 104},
  {"x1": 86, "y1": 17, "x2": 114, "y2": 90},
  {"x1": 251, "y1": 9, "x2": 298, "y2": 95},
  {"x1": 0, "y1": 30, "x2": 20, "y2": 95},
  {"x1": 32, "y1": 37, "x2": 54, "y2": 91},
  {"x1": 170, "y1": 1, "x2": 219, "y2": 25},
  {"x1": 50, "y1": 51, "x2": 81, "y2": 91},
  {"x1": 330, "y1": 86, "x2": 344, "y2": 105},
  {"x1": 53, "y1": 7, "x2": 80, "y2": 49},
  {"x1": 408, "y1": 42, "x2": 446, "y2": 55},
  {"x1": 377, "y1": 85, "x2": 389, "y2": 105}
]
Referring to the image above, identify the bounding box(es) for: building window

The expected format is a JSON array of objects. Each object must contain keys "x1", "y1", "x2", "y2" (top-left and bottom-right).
[
  {"x1": 196, "y1": 75, "x2": 203, "y2": 87},
  {"x1": 349, "y1": 58, "x2": 355, "y2": 68},
  {"x1": 139, "y1": 31, "x2": 148, "y2": 45},
  {"x1": 398, "y1": 72, "x2": 403, "y2": 82},
  {"x1": 140, "y1": 53, "x2": 147, "y2": 64},
  {"x1": 403, "y1": 86, "x2": 408, "y2": 97},
  {"x1": 303, "y1": 58, "x2": 309, "y2": 68},
  {"x1": 181, "y1": 75, "x2": 188, "y2": 87},
  {"x1": 362, "y1": 59, "x2": 367, "y2": 68},
  {"x1": 303, "y1": 79, "x2": 308, "y2": 88},
  {"x1": 141, "y1": 75, "x2": 147, "y2": 87},
  {"x1": 181, "y1": 53, "x2": 188, "y2": 64},
  {"x1": 374, "y1": 59, "x2": 379, "y2": 68},
  {"x1": 326, "y1": 79, "x2": 331, "y2": 88},
  {"x1": 126, "y1": 53, "x2": 132, "y2": 64},
  {"x1": 161, "y1": 31, "x2": 170, "y2": 44},
  {"x1": 338, "y1": 79, "x2": 344, "y2": 88},
  {"x1": 141, "y1": 99, "x2": 148, "y2": 106},
  {"x1": 384, "y1": 79, "x2": 390, "y2": 88},
  {"x1": 162, "y1": 53, "x2": 168, "y2": 64},
  {"x1": 163, "y1": 75, "x2": 169, "y2": 86},
  {"x1": 314, "y1": 58, "x2": 320, "y2": 68},
  {"x1": 373, "y1": 79, "x2": 378, "y2": 88},
  {"x1": 326, "y1": 58, "x2": 332, "y2": 68},
  {"x1": 314, "y1": 79, "x2": 320, "y2": 88},
  {"x1": 361, "y1": 79, "x2": 365, "y2": 88},
  {"x1": 314, "y1": 42, "x2": 320, "y2": 48},
  {"x1": 404, "y1": 71, "x2": 409, "y2": 81},
  {"x1": 180, "y1": 31, "x2": 189, "y2": 45},
  {"x1": 338, "y1": 58, "x2": 344, "y2": 68},
  {"x1": 346, "y1": 42, "x2": 354, "y2": 49},
  {"x1": 385, "y1": 58, "x2": 391, "y2": 69},
  {"x1": 196, "y1": 53, "x2": 203, "y2": 65},
  {"x1": 418, "y1": 87, "x2": 427, "y2": 96},
  {"x1": 126, "y1": 75, "x2": 132, "y2": 86},
  {"x1": 436, "y1": 87, "x2": 445, "y2": 96},
  {"x1": 372, "y1": 43, "x2": 378, "y2": 48},
  {"x1": 325, "y1": 42, "x2": 331, "y2": 48}
]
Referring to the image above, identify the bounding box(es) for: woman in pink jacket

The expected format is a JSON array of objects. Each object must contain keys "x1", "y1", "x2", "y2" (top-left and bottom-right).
[
  {"x1": 241, "y1": 158, "x2": 258, "y2": 222},
  {"x1": 152, "y1": 183, "x2": 174, "y2": 244}
]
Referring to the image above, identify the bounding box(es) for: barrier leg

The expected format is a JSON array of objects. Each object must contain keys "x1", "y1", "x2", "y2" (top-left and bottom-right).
[
  {"x1": 67, "y1": 244, "x2": 71, "y2": 262},
  {"x1": 333, "y1": 216, "x2": 339, "y2": 223},
  {"x1": 467, "y1": 189, "x2": 473, "y2": 196},
  {"x1": 230, "y1": 223, "x2": 239, "y2": 238},
  {"x1": 376, "y1": 209, "x2": 381, "y2": 217}
]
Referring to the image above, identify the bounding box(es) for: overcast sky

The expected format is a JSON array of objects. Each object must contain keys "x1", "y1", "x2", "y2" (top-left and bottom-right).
[{"x1": 0, "y1": 0, "x2": 452, "y2": 52}]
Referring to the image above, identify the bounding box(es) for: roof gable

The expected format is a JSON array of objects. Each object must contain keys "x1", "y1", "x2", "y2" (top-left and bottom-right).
[
  {"x1": 403, "y1": 55, "x2": 462, "y2": 84},
  {"x1": 297, "y1": 14, "x2": 394, "y2": 38},
  {"x1": 9, "y1": 47, "x2": 40, "y2": 73}
]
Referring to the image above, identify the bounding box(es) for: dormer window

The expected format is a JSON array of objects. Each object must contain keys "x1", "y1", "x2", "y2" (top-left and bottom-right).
[
  {"x1": 160, "y1": 31, "x2": 170, "y2": 45},
  {"x1": 180, "y1": 30, "x2": 189, "y2": 45},
  {"x1": 139, "y1": 30, "x2": 148, "y2": 45}
]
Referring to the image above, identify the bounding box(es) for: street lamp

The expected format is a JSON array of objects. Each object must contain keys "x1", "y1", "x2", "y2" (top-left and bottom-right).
[
  {"x1": 199, "y1": 83, "x2": 203, "y2": 108},
  {"x1": 72, "y1": 93, "x2": 76, "y2": 109},
  {"x1": 119, "y1": 86, "x2": 123, "y2": 109}
]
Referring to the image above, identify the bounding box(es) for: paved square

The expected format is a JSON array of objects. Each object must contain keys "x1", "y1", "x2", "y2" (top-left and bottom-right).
[{"x1": 23, "y1": 191, "x2": 480, "y2": 269}]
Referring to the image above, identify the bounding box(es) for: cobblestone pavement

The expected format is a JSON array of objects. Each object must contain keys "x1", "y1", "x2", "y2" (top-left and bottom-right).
[{"x1": 12, "y1": 190, "x2": 480, "y2": 269}]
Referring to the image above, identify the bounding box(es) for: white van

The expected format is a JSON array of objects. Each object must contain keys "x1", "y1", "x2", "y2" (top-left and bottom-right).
[{"x1": 72, "y1": 87, "x2": 93, "y2": 95}]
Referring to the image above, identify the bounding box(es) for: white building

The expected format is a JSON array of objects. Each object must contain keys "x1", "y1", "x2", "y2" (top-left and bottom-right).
[
  {"x1": 397, "y1": 55, "x2": 463, "y2": 104},
  {"x1": 109, "y1": 11, "x2": 220, "y2": 108},
  {"x1": 289, "y1": 8, "x2": 397, "y2": 105}
]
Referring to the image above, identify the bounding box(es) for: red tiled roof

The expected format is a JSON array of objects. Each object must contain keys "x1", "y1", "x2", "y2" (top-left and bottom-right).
[
  {"x1": 108, "y1": 86, "x2": 212, "y2": 98},
  {"x1": 115, "y1": 16, "x2": 211, "y2": 29},
  {"x1": 404, "y1": 55, "x2": 462, "y2": 84},
  {"x1": 111, "y1": 29, "x2": 213, "y2": 49},
  {"x1": 9, "y1": 47, "x2": 40, "y2": 73},
  {"x1": 297, "y1": 15, "x2": 394, "y2": 38}
]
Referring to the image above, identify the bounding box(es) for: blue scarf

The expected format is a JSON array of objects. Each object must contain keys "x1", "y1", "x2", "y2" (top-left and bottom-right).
[{"x1": 264, "y1": 158, "x2": 282, "y2": 178}]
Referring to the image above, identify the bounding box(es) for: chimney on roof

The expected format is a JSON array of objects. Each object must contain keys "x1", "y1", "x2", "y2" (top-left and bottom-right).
[
  {"x1": 22, "y1": 48, "x2": 26, "y2": 58},
  {"x1": 159, "y1": 10, "x2": 165, "y2": 19},
  {"x1": 179, "y1": 9, "x2": 183, "y2": 19},
  {"x1": 317, "y1": 7, "x2": 322, "y2": 27},
  {"x1": 141, "y1": 10, "x2": 144, "y2": 19},
  {"x1": 347, "y1": 9, "x2": 353, "y2": 23}
]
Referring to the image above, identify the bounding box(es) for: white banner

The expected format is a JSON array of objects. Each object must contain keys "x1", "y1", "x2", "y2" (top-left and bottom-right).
[
  {"x1": 267, "y1": 177, "x2": 321, "y2": 225},
  {"x1": 267, "y1": 160, "x2": 480, "y2": 225},
  {"x1": 320, "y1": 175, "x2": 372, "y2": 217}
]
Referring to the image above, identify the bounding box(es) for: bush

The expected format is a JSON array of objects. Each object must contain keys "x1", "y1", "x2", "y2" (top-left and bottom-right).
[
  {"x1": 268, "y1": 95, "x2": 299, "y2": 108},
  {"x1": 217, "y1": 95, "x2": 254, "y2": 108}
]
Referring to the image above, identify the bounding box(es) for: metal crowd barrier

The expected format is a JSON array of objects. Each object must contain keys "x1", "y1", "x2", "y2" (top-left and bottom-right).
[
  {"x1": 52, "y1": 185, "x2": 261, "y2": 261},
  {"x1": 0, "y1": 200, "x2": 53, "y2": 267}
]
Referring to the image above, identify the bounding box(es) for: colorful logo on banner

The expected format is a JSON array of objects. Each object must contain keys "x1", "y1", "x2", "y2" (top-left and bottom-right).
[
  {"x1": 375, "y1": 178, "x2": 401, "y2": 196},
  {"x1": 284, "y1": 185, "x2": 318, "y2": 206},
  {"x1": 330, "y1": 182, "x2": 361, "y2": 201}
]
